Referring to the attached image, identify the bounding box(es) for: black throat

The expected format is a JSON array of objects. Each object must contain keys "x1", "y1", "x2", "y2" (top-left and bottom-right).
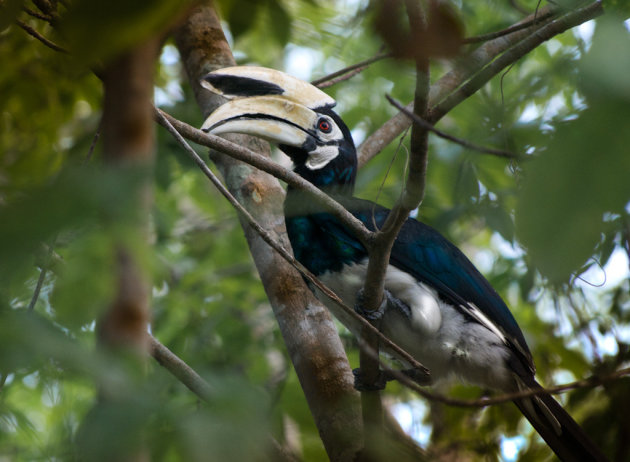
[{"x1": 284, "y1": 106, "x2": 358, "y2": 197}]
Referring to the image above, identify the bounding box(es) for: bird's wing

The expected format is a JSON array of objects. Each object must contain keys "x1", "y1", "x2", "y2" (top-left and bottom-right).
[{"x1": 334, "y1": 196, "x2": 534, "y2": 371}]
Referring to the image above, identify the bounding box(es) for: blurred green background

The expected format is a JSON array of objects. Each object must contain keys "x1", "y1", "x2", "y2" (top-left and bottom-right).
[{"x1": 1, "y1": 0, "x2": 629, "y2": 460}]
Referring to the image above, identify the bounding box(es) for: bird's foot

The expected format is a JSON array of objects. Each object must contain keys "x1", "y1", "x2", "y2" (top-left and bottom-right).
[
  {"x1": 352, "y1": 368, "x2": 387, "y2": 391},
  {"x1": 398, "y1": 367, "x2": 432, "y2": 386},
  {"x1": 353, "y1": 367, "x2": 432, "y2": 391},
  {"x1": 354, "y1": 288, "x2": 411, "y2": 321}
]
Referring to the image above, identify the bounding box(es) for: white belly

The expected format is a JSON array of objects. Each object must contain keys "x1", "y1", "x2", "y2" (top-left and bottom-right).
[{"x1": 316, "y1": 260, "x2": 514, "y2": 390}]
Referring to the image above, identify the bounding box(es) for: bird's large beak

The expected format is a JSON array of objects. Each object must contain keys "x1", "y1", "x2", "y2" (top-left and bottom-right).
[
  {"x1": 201, "y1": 95, "x2": 319, "y2": 148},
  {"x1": 200, "y1": 66, "x2": 337, "y2": 147},
  {"x1": 200, "y1": 66, "x2": 336, "y2": 110}
]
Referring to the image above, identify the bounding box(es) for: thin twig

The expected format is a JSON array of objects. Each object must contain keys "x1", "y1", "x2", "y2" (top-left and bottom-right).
[
  {"x1": 28, "y1": 238, "x2": 56, "y2": 311},
  {"x1": 387, "y1": 95, "x2": 521, "y2": 159},
  {"x1": 357, "y1": 3, "x2": 601, "y2": 166},
  {"x1": 463, "y1": 9, "x2": 555, "y2": 44},
  {"x1": 83, "y1": 121, "x2": 102, "y2": 164},
  {"x1": 155, "y1": 108, "x2": 372, "y2": 246},
  {"x1": 311, "y1": 52, "x2": 391, "y2": 88},
  {"x1": 16, "y1": 20, "x2": 67, "y2": 53},
  {"x1": 27, "y1": 266, "x2": 48, "y2": 312},
  {"x1": 355, "y1": 339, "x2": 630, "y2": 408},
  {"x1": 429, "y1": 1, "x2": 604, "y2": 124},
  {"x1": 149, "y1": 334, "x2": 214, "y2": 401},
  {"x1": 399, "y1": 363, "x2": 630, "y2": 408},
  {"x1": 22, "y1": 6, "x2": 53, "y2": 22},
  {"x1": 317, "y1": 65, "x2": 368, "y2": 89},
  {"x1": 154, "y1": 107, "x2": 429, "y2": 376}
]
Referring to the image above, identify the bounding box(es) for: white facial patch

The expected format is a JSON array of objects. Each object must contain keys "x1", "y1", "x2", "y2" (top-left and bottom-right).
[{"x1": 305, "y1": 145, "x2": 340, "y2": 170}]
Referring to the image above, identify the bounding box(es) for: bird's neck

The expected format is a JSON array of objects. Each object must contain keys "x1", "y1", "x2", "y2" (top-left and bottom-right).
[{"x1": 290, "y1": 152, "x2": 357, "y2": 197}]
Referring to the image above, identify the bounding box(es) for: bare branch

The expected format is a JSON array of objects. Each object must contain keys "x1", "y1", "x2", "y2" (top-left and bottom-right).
[
  {"x1": 399, "y1": 363, "x2": 630, "y2": 409},
  {"x1": 149, "y1": 334, "x2": 214, "y2": 401},
  {"x1": 155, "y1": 107, "x2": 429, "y2": 378},
  {"x1": 22, "y1": 6, "x2": 54, "y2": 22},
  {"x1": 354, "y1": 340, "x2": 630, "y2": 408},
  {"x1": 311, "y1": 52, "x2": 391, "y2": 88},
  {"x1": 357, "y1": 3, "x2": 602, "y2": 166},
  {"x1": 317, "y1": 65, "x2": 369, "y2": 89},
  {"x1": 156, "y1": 109, "x2": 372, "y2": 246},
  {"x1": 27, "y1": 242, "x2": 54, "y2": 311},
  {"x1": 463, "y1": 9, "x2": 555, "y2": 44},
  {"x1": 355, "y1": 2, "x2": 430, "y2": 445},
  {"x1": 16, "y1": 20, "x2": 67, "y2": 53},
  {"x1": 386, "y1": 95, "x2": 521, "y2": 159},
  {"x1": 429, "y1": 1, "x2": 604, "y2": 124},
  {"x1": 173, "y1": 8, "x2": 366, "y2": 459}
]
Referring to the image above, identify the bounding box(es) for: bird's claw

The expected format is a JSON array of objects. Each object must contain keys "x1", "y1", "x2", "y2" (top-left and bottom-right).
[
  {"x1": 352, "y1": 368, "x2": 387, "y2": 391},
  {"x1": 354, "y1": 288, "x2": 411, "y2": 321},
  {"x1": 353, "y1": 367, "x2": 431, "y2": 391}
]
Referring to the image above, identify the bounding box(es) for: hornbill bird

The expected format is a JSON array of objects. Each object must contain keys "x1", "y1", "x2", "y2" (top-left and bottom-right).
[{"x1": 199, "y1": 66, "x2": 607, "y2": 462}]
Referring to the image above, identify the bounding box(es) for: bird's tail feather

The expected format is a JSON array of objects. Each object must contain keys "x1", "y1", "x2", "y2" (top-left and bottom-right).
[{"x1": 513, "y1": 379, "x2": 607, "y2": 462}]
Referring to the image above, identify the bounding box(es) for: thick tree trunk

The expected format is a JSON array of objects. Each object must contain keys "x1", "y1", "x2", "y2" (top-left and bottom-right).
[{"x1": 173, "y1": 4, "x2": 364, "y2": 461}]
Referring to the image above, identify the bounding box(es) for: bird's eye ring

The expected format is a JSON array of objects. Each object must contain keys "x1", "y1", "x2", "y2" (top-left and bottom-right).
[{"x1": 318, "y1": 118, "x2": 332, "y2": 133}]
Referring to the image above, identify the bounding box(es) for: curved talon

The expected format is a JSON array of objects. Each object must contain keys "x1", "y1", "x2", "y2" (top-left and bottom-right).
[
  {"x1": 398, "y1": 367, "x2": 432, "y2": 386},
  {"x1": 354, "y1": 289, "x2": 412, "y2": 321},
  {"x1": 354, "y1": 288, "x2": 386, "y2": 321}
]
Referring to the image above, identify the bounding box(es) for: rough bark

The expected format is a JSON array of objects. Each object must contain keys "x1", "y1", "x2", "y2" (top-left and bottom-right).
[{"x1": 173, "y1": 5, "x2": 364, "y2": 460}]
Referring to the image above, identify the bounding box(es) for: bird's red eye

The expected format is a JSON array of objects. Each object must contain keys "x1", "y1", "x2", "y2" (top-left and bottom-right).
[{"x1": 318, "y1": 118, "x2": 332, "y2": 133}]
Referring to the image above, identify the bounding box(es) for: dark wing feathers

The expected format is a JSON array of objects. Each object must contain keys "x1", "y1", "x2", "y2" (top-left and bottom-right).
[{"x1": 334, "y1": 196, "x2": 534, "y2": 366}]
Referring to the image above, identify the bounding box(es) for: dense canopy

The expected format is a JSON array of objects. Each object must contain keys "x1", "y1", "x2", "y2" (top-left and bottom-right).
[{"x1": 1, "y1": 1, "x2": 629, "y2": 461}]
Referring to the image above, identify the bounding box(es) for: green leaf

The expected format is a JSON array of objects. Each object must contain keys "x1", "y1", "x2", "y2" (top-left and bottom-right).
[
  {"x1": 515, "y1": 102, "x2": 630, "y2": 282},
  {"x1": 226, "y1": 0, "x2": 261, "y2": 40},
  {"x1": 267, "y1": 0, "x2": 291, "y2": 45},
  {"x1": 515, "y1": 18, "x2": 630, "y2": 283}
]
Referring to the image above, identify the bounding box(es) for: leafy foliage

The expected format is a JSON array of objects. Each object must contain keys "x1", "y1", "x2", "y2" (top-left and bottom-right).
[{"x1": 1, "y1": 1, "x2": 629, "y2": 461}]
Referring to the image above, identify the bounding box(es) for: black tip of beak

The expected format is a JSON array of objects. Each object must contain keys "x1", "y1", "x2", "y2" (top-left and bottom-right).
[{"x1": 203, "y1": 73, "x2": 285, "y2": 98}]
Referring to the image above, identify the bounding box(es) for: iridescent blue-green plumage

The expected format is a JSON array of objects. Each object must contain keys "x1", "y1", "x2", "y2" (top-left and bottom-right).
[
  {"x1": 285, "y1": 194, "x2": 532, "y2": 366},
  {"x1": 200, "y1": 64, "x2": 608, "y2": 459}
]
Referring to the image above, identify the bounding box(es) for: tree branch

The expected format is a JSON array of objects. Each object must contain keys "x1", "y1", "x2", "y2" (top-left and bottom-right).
[
  {"x1": 311, "y1": 52, "x2": 391, "y2": 88},
  {"x1": 357, "y1": 3, "x2": 601, "y2": 166},
  {"x1": 156, "y1": 109, "x2": 372, "y2": 247},
  {"x1": 386, "y1": 95, "x2": 521, "y2": 159},
  {"x1": 172, "y1": 6, "x2": 365, "y2": 459},
  {"x1": 22, "y1": 6, "x2": 54, "y2": 23},
  {"x1": 155, "y1": 106, "x2": 429, "y2": 378},
  {"x1": 462, "y1": 8, "x2": 555, "y2": 44},
  {"x1": 429, "y1": 1, "x2": 604, "y2": 124},
  {"x1": 16, "y1": 20, "x2": 67, "y2": 53},
  {"x1": 149, "y1": 334, "x2": 214, "y2": 401}
]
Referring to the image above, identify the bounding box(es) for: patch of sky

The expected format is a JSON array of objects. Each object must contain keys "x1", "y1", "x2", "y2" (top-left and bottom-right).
[
  {"x1": 391, "y1": 400, "x2": 431, "y2": 446},
  {"x1": 284, "y1": 45, "x2": 323, "y2": 81},
  {"x1": 574, "y1": 20, "x2": 595, "y2": 50},
  {"x1": 577, "y1": 247, "x2": 629, "y2": 291},
  {"x1": 501, "y1": 435, "x2": 526, "y2": 462},
  {"x1": 351, "y1": 126, "x2": 367, "y2": 146},
  {"x1": 545, "y1": 39, "x2": 562, "y2": 56},
  {"x1": 155, "y1": 45, "x2": 184, "y2": 107}
]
